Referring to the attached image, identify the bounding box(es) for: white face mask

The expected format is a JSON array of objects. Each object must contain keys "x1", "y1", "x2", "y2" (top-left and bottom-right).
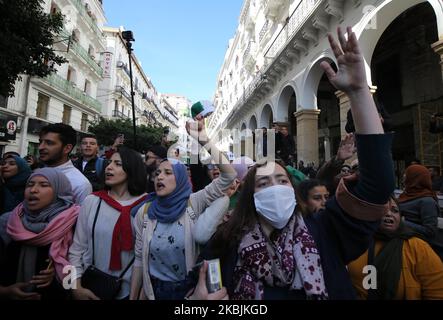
[{"x1": 254, "y1": 185, "x2": 296, "y2": 229}]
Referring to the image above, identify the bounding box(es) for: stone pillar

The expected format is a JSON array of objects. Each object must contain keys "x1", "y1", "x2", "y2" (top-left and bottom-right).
[
  {"x1": 294, "y1": 109, "x2": 321, "y2": 166},
  {"x1": 336, "y1": 86, "x2": 377, "y2": 138},
  {"x1": 335, "y1": 90, "x2": 350, "y2": 138},
  {"x1": 431, "y1": 39, "x2": 443, "y2": 81}
]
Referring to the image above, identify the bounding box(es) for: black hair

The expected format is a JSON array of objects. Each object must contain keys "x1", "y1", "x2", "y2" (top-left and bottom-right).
[
  {"x1": 2, "y1": 151, "x2": 20, "y2": 159},
  {"x1": 80, "y1": 133, "x2": 98, "y2": 142},
  {"x1": 147, "y1": 145, "x2": 167, "y2": 159},
  {"x1": 40, "y1": 123, "x2": 77, "y2": 147},
  {"x1": 296, "y1": 179, "x2": 326, "y2": 203},
  {"x1": 112, "y1": 146, "x2": 147, "y2": 196}
]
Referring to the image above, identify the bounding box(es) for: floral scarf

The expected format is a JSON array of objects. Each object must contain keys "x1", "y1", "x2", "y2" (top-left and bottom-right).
[{"x1": 232, "y1": 213, "x2": 328, "y2": 300}]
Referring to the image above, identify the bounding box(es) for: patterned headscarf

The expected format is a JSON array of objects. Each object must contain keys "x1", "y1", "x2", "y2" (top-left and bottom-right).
[{"x1": 232, "y1": 213, "x2": 328, "y2": 300}]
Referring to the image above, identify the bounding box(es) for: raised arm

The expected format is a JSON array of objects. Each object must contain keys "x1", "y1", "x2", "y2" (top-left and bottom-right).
[
  {"x1": 321, "y1": 27, "x2": 394, "y2": 206},
  {"x1": 186, "y1": 119, "x2": 236, "y2": 177},
  {"x1": 321, "y1": 27, "x2": 383, "y2": 135}
]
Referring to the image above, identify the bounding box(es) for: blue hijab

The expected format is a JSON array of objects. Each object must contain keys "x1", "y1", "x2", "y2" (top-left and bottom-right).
[
  {"x1": 2, "y1": 156, "x2": 32, "y2": 213},
  {"x1": 148, "y1": 160, "x2": 192, "y2": 223}
]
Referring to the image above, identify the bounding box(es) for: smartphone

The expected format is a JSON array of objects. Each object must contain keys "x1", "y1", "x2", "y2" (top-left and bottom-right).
[
  {"x1": 191, "y1": 259, "x2": 223, "y2": 293},
  {"x1": 206, "y1": 259, "x2": 222, "y2": 293}
]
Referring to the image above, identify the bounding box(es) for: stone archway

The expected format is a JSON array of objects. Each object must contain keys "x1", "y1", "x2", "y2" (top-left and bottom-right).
[
  {"x1": 259, "y1": 104, "x2": 274, "y2": 128},
  {"x1": 249, "y1": 115, "x2": 257, "y2": 130},
  {"x1": 317, "y1": 63, "x2": 340, "y2": 164},
  {"x1": 369, "y1": 2, "x2": 443, "y2": 187}
]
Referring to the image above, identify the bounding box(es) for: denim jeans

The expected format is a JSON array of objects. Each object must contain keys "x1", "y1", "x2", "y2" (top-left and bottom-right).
[{"x1": 151, "y1": 277, "x2": 192, "y2": 300}]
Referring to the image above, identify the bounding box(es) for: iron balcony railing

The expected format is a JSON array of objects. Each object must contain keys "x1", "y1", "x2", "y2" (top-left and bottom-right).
[
  {"x1": 113, "y1": 110, "x2": 128, "y2": 118},
  {"x1": 70, "y1": 0, "x2": 105, "y2": 39},
  {"x1": 60, "y1": 29, "x2": 103, "y2": 76},
  {"x1": 42, "y1": 73, "x2": 102, "y2": 113}
]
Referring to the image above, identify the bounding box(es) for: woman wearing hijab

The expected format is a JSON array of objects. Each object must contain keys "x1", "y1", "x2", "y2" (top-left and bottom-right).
[
  {"x1": 0, "y1": 168, "x2": 79, "y2": 300},
  {"x1": 348, "y1": 197, "x2": 443, "y2": 299},
  {"x1": 69, "y1": 147, "x2": 150, "y2": 300},
  {"x1": 130, "y1": 124, "x2": 237, "y2": 300},
  {"x1": 1, "y1": 155, "x2": 32, "y2": 214},
  {"x1": 398, "y1": 164, "x2": 442, "y2": 258}
]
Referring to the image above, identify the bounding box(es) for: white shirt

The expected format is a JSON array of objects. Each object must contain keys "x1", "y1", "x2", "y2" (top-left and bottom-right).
[
  {"x1": 69, "y1": 194, "x2": 145, "y2": 299},
  {"x1": 56, "y1": 160, "x2": 93, "y2": 204}
]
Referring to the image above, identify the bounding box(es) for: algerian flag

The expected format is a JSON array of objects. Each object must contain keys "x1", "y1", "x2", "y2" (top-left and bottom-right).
[{"x1": 191, "y1": 100, "x2": 215, "y2": 119}]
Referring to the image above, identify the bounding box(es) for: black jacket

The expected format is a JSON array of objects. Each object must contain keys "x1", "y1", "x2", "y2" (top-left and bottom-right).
[
  {"x1": 199, "y1": 133, "x2": 395, "y2": 300},
  {"x1": 72, "y1": 156, "x2": 104, "y2": 192}
]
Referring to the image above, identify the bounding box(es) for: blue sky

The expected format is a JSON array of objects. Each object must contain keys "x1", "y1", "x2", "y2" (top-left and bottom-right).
[{"x1": 104, "y1": 1, "x2": 243, "y2": 103}]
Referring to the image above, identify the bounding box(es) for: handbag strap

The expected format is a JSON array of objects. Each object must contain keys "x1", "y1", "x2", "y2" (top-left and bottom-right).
[
  {"x1": 91, "y1": 197, "x2": 135, "y2": 278},
  {"x1": 91, "y1": 198, "x2": 103, "y2": 266},
  {"x1": 118, "y1": 257, "x2": 135, "y2": 280}
]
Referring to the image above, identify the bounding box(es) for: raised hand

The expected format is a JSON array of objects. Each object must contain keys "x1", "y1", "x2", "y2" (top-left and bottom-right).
[
  {"x1": 320, "y1": 27, "x2": 367, "y2": 94},
  {"x1": 186, "y1": 118, "x2": 208, "y2": 143},
  {"x1": 336, "y1": 133, "x2": 356, "y2": 161}
]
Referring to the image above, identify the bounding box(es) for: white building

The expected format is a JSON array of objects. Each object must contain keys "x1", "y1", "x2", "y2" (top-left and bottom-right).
[
  {"x1": 98, "y1": 26, "x2": 172, "y2": 129},
  {"x1": 0, "y1": 0, "x2": 106, "y2": 156},
  {"x1": 162, "y1": 94, "x2": 192, "y2": 158},
  {"x1": 209, "y1": 0, "x2": 443, "y2": 183}
]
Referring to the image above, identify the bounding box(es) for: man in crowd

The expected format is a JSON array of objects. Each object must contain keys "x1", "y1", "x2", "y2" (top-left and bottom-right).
[
  {"x1": 72, "y1": 134, "x2": 105, "y2": 192},
  {"x1": 38, "y1": 123, "x2": 92, "y2": 203},
  {"x1": 145, "y1": 145, "x2": 167, "y2": 193},
  {"x1": 277, "y1": 123, "x2": 295, "y2": 166}
]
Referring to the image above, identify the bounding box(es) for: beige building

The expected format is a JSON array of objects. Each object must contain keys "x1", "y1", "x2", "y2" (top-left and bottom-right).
[
  {"x1": 0, "y1": 0, "x2": 106, "y2": 156},
  {"x1": 209, "y1": 0, "x2": 443, "y2": 186},
  {"x1": 97, "y1": 27, "x2": 176, "y2": 130}
]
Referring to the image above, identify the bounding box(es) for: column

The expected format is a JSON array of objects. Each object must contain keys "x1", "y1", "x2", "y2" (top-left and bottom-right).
[
  {"x1": 335, "y1": 86, "x2": 377, "y2": 138},
  {"x1": 431, "y1": 39, "x2": 443, "y2": 80},
  {"x1": 294, "y1": 109, "x2": 321, "y2": 166},
  {"x1": 335, "y1": 90, "x2": 350, "y2": 138}
]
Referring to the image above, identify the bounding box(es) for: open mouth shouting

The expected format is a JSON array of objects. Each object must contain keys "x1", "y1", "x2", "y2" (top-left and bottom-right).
[
  {"x1": 27, "y1": 196, "x2": 40, "y2": 206},
  {"x1": 156, "y1": 182, "x2": 165, "y2": 191}
]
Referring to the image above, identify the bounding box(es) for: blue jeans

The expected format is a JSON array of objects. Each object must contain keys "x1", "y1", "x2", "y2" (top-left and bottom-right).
[{"x1": 150, "y1": 277, "x2": 192, "y2": 300}]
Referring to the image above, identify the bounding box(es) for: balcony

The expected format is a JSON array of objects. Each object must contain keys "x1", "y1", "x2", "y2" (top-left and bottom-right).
[
  {"x1": 243, "y1": 41, "x2": 257, "y2": 72},
  {"x1": 265, "y1": 0, "x2": 322, "y2": 59},
  {"x1": 41, "y1": 73, "x2": 102, "y2": 113},
  {"x1": 115, "y1": 85, "x2": 132, "y2": 102},
  {"x1": 263, "y1": 0, "x2": 286, "y2": 19},
  {"x1": 113, "y1": 110, "x2": 128, "y2": 119},
  {"x1": 59, "y1": 29, "x2": 103, "y2": 77},
  {"x1": 116, "y1": 61, "x2": 131, "y2": 78},
  {"x1": 70, "y1": 0, "x2": 104, "y2": 39}
]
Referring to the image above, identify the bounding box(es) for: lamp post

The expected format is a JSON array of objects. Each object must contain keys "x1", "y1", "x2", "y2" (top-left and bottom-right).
[{"x1": 121, "y1": 30, "x2": 137, "y2": 150}]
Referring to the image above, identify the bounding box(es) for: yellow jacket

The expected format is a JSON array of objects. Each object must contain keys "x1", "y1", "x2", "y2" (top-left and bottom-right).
[{"x1": 348, "y1": 237, "x2": 443, "y2": 299}]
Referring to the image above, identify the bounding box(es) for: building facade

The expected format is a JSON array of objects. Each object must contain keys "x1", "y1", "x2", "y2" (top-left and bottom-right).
[
  {"x1": 162, "y1": 94, "x2": 192, "y2": 159},
  {"x1": 209, "y1": 0, "x2": 443, "y2": 186},
  {"x1": 97, "y1": 26, "x2": 175, "y2": 130},
  {"x1": 0, "y1": 0, "x2": 106, "y2": 156}
]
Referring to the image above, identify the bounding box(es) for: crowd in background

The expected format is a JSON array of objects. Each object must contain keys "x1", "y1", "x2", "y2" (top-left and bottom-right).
[{"x1": 1, "y1": 27, "x2": 443, "y2": 301}]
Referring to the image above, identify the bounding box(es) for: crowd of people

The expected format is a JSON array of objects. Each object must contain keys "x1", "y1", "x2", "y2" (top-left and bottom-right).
[{"x1": 0, "y1": 27, "x2": 443, "y2": 300}]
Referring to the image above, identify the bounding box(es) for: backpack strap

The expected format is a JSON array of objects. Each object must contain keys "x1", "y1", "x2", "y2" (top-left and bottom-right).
[
  {"x1": 142, "y1": 201, "x2": 152, "y2": 229},
  {"x1": 95, "y1": 157, "x2": 105, "y2": 178}
]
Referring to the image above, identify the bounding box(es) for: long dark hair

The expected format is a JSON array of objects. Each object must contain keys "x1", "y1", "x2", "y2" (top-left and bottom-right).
[
  {"x1": 105, "y1": 146, "x2": 147, "y2": 196},
  {"x1": 210, "y1": 160, "x2": 296, "y2": 258}
]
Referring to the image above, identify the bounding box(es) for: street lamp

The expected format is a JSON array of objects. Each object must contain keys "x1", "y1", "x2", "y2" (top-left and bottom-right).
[{"x1": 121, "y1": 30, "x2": 137, "y2": 150}]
